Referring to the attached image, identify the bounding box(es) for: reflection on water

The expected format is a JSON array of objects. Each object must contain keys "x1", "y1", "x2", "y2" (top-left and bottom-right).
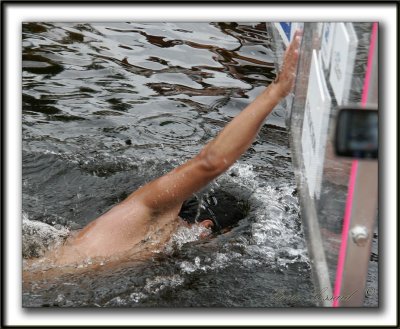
[{"x1": 22, "y1": 22, "x2": 314, "y2": 307}]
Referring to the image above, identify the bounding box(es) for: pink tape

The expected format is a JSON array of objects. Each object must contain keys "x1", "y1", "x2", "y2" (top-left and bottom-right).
[
  {"x1": 332, "y1": 160, "x2": 358, "y2": 307},
  {"x1": 332, "y1": 22, "x2": 378, "y2": 307}
]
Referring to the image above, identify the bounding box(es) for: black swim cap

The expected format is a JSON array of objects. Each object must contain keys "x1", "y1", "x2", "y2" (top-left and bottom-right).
[{"x1": 179, "y1": 191, "x2": 245, "y2": 233}]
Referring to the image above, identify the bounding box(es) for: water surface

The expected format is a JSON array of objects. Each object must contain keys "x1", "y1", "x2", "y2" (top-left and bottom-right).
[{"x1": 22, "y1": 22, "x2": 314, "y2": 307}]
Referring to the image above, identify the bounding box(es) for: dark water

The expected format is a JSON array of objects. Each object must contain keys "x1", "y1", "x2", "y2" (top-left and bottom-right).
[{"x1": 22, "y1": 22, "x2": 314, "y2": 307}]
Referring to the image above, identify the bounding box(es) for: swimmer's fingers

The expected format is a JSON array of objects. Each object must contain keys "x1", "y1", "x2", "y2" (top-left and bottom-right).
[
  {"x1": 287, "y1": 29, "x2": 303, "y2": 52},
  {"x1": 292, "y1": 29, "x2": 304, "y2": 41},
  {"x1": 284, "y1": 33, "x2": 301, "y2": 73}
]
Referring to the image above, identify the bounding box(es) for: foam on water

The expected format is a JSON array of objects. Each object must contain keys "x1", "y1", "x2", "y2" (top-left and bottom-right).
[
  {"x1": 163, "y1": 225, "x2": 212, "y2": 255},
  {"x1": 22, "y1": 212, "x2": 70, "y2": 259},
  {"x1": 103, "y1": 274, "x2": 186, "y2": 306},
  {"x1": 223, "y1": 164, "x2": 310, "y2": 270}
]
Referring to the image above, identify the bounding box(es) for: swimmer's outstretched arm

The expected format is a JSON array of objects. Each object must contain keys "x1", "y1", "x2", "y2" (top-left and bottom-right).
[{"x1": 127, "y1": 34, "x2": 301, "y2": 213}]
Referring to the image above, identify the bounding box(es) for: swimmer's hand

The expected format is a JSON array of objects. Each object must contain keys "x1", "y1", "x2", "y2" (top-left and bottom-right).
[{"x1": 273, "y1": 31, "x2": 302, "y2": 98}]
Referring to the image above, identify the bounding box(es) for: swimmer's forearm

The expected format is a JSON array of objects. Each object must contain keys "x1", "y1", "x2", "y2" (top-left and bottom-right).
[
  {"x1": 200, "y1": 34, "x2": 301, "y2": 173},
  {"x1": 200, "y1": 83, "x2": 284, "y2": 172}
]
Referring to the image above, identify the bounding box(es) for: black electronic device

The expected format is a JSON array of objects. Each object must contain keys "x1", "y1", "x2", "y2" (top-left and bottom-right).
[{"x1": 335, "y1": 107, "x2": 378, "y2": 159}]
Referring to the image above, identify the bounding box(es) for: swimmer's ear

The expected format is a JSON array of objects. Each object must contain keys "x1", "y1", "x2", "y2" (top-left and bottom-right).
[{"x1": 199, "y1": 219, "x2": 214, "y2": 230}]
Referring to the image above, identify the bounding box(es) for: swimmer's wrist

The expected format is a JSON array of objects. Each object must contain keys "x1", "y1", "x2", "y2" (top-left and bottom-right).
[{"x1": 263, "y1": 83, "x2": 287, "y2": 103}]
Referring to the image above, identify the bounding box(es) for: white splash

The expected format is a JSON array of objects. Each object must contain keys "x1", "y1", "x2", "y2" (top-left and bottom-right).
[
  {"x1": 22, "y1": 212, "x2": 70, "y2": 259},
  {"x1": 163, "y1": 224, "x2": 211, "y2": 255},
  {"x1": 163, "y1": 162, "x2": 310, "y2": 277},
  {"x1": 144, "y1": 274, "x2": 185, "y2": 294}
]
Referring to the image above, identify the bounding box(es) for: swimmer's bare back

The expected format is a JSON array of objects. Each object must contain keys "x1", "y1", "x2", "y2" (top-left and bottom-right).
[
  {"x1": 49, "y1": 202, "x2": 182, "y2": 265},
  {"x1": 34, "y1": 33, "x2": 302, "y2": 267}
]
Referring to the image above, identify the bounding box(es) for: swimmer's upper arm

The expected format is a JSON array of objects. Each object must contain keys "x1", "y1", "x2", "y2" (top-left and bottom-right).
[{"x1": 125, "y1": 150, "x2": 226, "y2": 213}]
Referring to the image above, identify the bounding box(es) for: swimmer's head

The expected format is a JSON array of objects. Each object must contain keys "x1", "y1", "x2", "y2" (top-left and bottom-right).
[{"x1": 179, "y1": 191, "x2": 245, "y2": 234}]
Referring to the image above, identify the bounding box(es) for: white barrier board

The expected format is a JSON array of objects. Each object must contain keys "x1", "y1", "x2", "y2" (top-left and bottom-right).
[
  {"x1": 301, "y1": 50, "x2": 332, "y2": 198},
  {"x1": 329, "y1": 23, "x2": 358, "y2": 105},
  {"x1": 320, "y1": 23, "x2": 336, "y2": 71}
]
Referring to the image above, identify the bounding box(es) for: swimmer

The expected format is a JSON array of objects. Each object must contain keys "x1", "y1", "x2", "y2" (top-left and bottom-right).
[{"x1": 43, "y1": 33, "x2": 302, "y2": 266}]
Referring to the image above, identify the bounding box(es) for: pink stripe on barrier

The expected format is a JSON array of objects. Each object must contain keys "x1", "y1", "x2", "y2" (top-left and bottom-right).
[
  {"x1": 332, "y1": 22, "x2": 378, "y2": 307},
  {"x1": 332, "y1": 160, "x2": 358, "y2": 306}
]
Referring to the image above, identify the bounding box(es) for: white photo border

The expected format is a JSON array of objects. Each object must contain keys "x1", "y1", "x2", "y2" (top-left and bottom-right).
[{"x1": 3, "y1": 1, "x2": 398, "y2": 327}]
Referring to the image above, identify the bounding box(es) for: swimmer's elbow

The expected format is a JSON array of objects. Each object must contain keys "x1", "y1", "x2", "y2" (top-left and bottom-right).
[{"x1": 197, "y1": 147, "x2": 231, "y2": 176}]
